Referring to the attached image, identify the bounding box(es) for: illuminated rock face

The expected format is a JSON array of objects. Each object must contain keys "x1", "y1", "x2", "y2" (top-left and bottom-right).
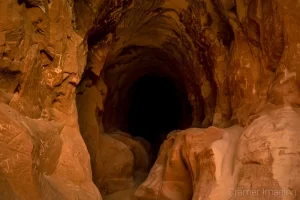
[{"x1": 0, "y1": 0, "x2": 300, "y2": 199}]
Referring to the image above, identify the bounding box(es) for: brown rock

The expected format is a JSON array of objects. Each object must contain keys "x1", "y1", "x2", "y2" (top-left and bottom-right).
[
  {"x1": 0, "y1": 102, "x2": 101, "y2": 200},
  {"x1": 111, "y1": 134, "x2": 149, "y2": 172},
  {"x1": 133, "y1": 136, "x2": 153, "y2": 164},
  {"x1": 134, "y1": 126, "x2": 244, "y2": 200},
  {"x1": 93, "y1": 134, "x2": 135, "y2": 195},
  {"x1": 233, "y1": 106, "x2": 300, "y2": 200},
  {"x1": 1, "y1": 0, "x2": 300, "y2": 199}
]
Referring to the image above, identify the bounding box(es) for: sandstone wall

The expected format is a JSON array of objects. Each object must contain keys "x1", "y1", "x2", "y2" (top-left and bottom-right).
[{"x1": 0, "y1": 0, "x2": 300, "y2": 199}]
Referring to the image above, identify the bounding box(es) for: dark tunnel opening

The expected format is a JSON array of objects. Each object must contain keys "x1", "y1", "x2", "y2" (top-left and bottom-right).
[{"x1": 127, "y1": 73, "x2": 192, "y2": 159}]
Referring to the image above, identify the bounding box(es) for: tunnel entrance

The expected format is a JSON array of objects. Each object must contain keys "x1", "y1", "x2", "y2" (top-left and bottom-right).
[{"x1": 127, "y1": 73, "x2": 192, "y2": 158}]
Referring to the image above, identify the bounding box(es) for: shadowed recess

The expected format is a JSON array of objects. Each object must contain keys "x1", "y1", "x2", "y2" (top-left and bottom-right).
[{"x1": 127, "y1": 73, "x2": 192, "y2": 156}]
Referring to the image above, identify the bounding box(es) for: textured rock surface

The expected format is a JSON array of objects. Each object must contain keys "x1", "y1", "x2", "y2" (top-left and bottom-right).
[
  {"x1": 0, "y1": 0, "x2": 100, "y2": 199},
  {"x1": 111, "y1": 134, "x2": 149, "y2": 172},
  {"x1": 233, "y1": 106, "x2": 300, "y2": 200},
  {"x1": 1, "y1": 0, "x2": 300, "y2": 199},
  {"x1": 93, "y1": 132, "x2": 150, "y2": 196},
  {"x1": 0, "y1": 102, "x2": 101, "y2": 200},
  {"x1": 134, "y1": 126, "x2": 243, "y2": 200},
  {"x1": 134, "y1": 107, "x2": 300, "y2": 200},
  {"x1": 93, "y1": 134, "x2": 135, "y2": 195}
]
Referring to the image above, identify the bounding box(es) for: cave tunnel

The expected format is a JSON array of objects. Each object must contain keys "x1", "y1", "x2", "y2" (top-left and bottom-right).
[
  {"x1": 76, "y1": 0, "x2": 206, "y2": 190},
  {"x1": 101, "y1": 48, "x2": 198, "y2": 162},
  {"x1": 126, "y1": 73, "x2": 192, "y2": 157}
]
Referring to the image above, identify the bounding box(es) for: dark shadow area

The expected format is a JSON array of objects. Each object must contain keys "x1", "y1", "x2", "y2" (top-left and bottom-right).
[{"x1": 127, "y1": 73, "x2": 192, "y2": 158}]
